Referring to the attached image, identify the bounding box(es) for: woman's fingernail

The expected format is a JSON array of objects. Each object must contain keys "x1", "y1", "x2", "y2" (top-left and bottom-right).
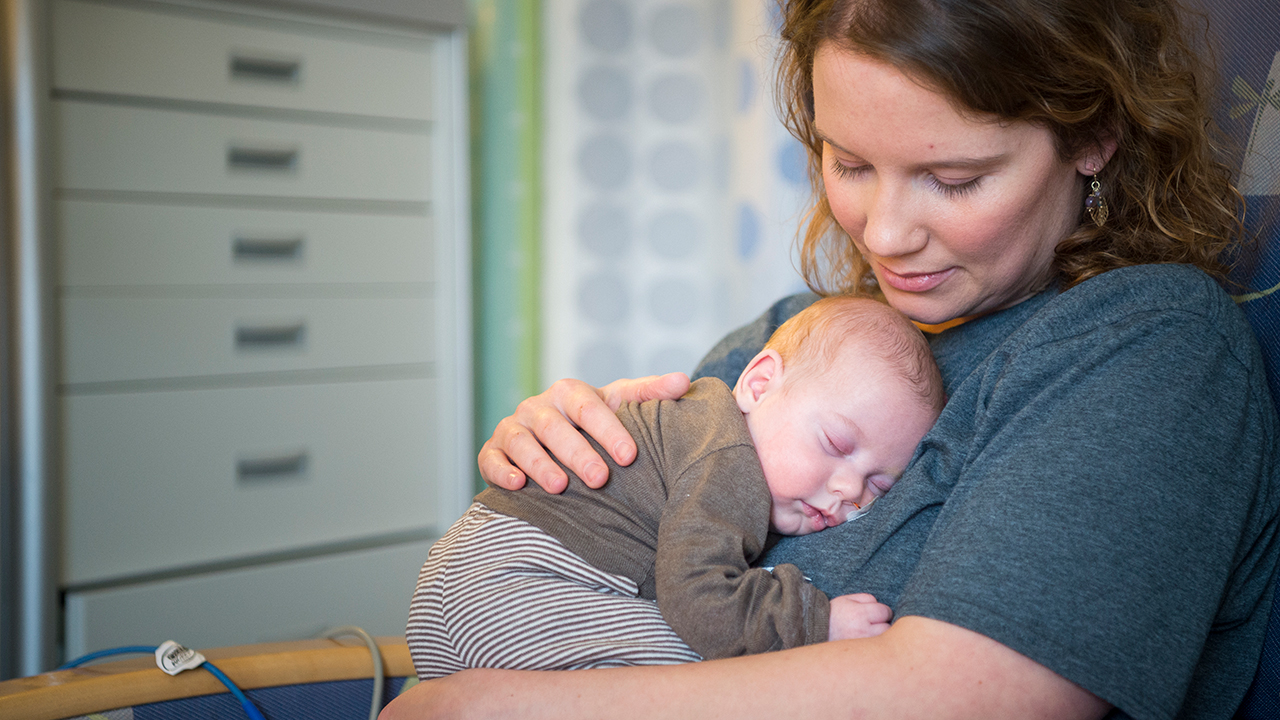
[
  {"x1": 613, "y1": 442, "x2": 633, "y2": 463},
  {"x1": 585, "y1": 461, "x2": 607, "y2": 485}
]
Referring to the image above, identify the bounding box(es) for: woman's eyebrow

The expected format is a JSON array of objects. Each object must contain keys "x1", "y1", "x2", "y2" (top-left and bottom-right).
[
  {"x1": 927, "y1": 153, "x2": 1009, "y2": 170},
  {"x1": 814, "y1": 127, "x2": 858, "y2": 157},
  {"x1": 815, "y1": 126, "x2": 1008, "y2": 170}
]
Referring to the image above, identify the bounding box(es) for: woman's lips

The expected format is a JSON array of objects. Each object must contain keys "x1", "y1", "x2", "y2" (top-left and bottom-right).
[{"x1": 875, "y1": 263, "x2": 956, "y2": 293}]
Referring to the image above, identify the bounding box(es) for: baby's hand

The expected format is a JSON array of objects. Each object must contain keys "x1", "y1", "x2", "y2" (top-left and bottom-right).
[{"x1": 827, "y1": 593, "x2": 892, "y2": 641}]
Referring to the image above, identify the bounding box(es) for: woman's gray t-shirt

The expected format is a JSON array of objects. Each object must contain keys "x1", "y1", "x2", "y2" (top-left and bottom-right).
[{"x1": 695, "y1": 264, "x2": 1280, "y2": 720}]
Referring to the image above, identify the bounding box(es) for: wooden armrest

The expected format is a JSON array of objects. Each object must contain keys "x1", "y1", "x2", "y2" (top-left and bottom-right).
[{"x1": 0, "y1": 636, "x2": 413, "y2": 720}]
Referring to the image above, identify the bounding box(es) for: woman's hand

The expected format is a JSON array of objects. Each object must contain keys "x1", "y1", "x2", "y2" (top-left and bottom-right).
[{"x1": 478, "y1": 372, "x2": 691, "y2": 493}]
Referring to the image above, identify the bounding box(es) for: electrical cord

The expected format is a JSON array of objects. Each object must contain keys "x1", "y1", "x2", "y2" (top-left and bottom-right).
[
  {"x1": 322, "y1": 625, "x2": 384, "y2": 720},
  {"x1": 56, "y1": 626, "x2": 387, "y2": 720},
  {"x1": 200, "y1": 660, "x2": 268, "y2": 720},
  {"x1": 57, "y1": 646, "x2": 158, "y2": 670},
  {"x1": 57, "y1": 644, "x2": 267, "y2": 720}
]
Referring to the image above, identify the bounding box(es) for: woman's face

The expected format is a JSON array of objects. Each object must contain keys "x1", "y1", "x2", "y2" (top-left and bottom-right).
[{"x1": 813, "y1": 45, "x2": 1097, "y2": 324}]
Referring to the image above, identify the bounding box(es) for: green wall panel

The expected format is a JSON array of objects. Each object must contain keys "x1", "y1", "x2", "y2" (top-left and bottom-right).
[{"x1": 470, "y1": 0, "x2": 542, "y2": 489}]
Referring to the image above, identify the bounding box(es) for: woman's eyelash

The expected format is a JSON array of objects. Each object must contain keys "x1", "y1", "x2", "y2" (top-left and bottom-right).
[
  {"x1": 928, "y1": 175, "x2": 983, "y2": 198},
  {"x1": 829, "y1": 158, "x2": 866, "y2": 180},
  {"x1": 829, "y1": 156, "x2": 984, "y2": 198}
]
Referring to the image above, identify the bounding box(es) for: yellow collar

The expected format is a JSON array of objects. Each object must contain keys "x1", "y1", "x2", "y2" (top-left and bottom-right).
[{"x1": 913, "y1": 316, "x2": 974, "y2": 334}]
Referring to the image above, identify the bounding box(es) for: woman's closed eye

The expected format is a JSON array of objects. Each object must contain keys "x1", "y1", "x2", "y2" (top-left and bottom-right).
[
  {"x1": 927, "y1": 174, "x2": 984, "y2": 198},
  {"x1": 829, "y1": 156, "x2": 869, "y2": 181},
  {"x1": 828, "y1": 155, "x2": 984, "y2": 199}
]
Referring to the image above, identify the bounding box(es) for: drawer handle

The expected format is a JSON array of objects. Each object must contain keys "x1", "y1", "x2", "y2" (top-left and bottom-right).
[
  {"x1": 230, "y1": 55, "x2": 301, "y2": 83},
  {"x1": 237, "y1": 451, "x2": 308, "y2": 480},
  {"x1": 233, "y1": 236, "x2": 304, "y2": 261},
  {"x1": 228, "y1": 146, "x2": 298, "y2": 171},
  {"x1": 235, "y1": 322, "x2": 306, "y2": 348}
]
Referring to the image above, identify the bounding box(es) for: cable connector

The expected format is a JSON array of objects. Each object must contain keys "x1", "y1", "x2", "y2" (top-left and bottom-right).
[
  {"x1": 154, "y1": 641, "x2": 207, "y2": 676},
  {"x1": 59, "y1": 641, "x2": 265, "y2": 720}
]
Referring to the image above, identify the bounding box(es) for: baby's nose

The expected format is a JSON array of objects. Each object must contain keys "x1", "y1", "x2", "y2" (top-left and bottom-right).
[{"x1": 831, "y1": 474, "x2": 866, "y2": 502}]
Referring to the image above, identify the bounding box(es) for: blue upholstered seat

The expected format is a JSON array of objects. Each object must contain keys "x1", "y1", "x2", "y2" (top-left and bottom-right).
[{"x1": 1205, "y1": 1, "x2": 1280, "y2": 716}]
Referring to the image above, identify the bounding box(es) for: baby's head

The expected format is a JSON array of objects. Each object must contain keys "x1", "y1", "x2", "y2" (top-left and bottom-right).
[{"x1": 733, "y1": 296, "x2": 944, "y2": 535}]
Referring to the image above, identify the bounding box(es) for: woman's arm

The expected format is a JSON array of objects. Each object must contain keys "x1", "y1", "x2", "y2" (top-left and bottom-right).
[
  {"x1": 380, "y1": 616, "x2": 1110, "y2": 720},
  {"x1": 478, "y1": 373, "x2": 690, "y2": 492}
]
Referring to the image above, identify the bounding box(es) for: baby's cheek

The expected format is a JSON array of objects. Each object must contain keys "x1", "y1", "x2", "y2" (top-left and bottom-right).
[{"x1": 770, "y1": 507, "x2": 797, "y2": 535}]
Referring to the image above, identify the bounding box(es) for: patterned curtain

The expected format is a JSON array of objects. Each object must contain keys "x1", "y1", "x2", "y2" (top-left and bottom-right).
[{"x1": 540, "y1": 0, "x2": 810, "y2": 387}]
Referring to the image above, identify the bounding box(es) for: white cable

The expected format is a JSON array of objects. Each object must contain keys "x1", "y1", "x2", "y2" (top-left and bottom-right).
[{"x1": 322, "y1": 625, "x2": 384, "y2": 720}]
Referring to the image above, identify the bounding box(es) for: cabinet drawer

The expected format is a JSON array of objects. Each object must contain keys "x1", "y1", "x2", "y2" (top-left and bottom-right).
[
  {"x1": 58, "y1": 200, "x2": 432, "y2": 287},
  {"x1": 52, "y1": 0, "x2": 433, "y2": 121},
  {"x1": 62, "y1": 378, "x2": 441, "y2": 584},
  {"x1": 61, "y1": 296, "x2": 433, "y2": 384},
  {"x1": 65, "y1": 539, "x2": 435, "y2": 658},
  {"x1": 54, "y1": 100, "x2": 431, "y2": 202}
]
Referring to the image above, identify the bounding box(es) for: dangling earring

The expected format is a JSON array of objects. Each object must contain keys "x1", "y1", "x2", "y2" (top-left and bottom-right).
[{"x1": 1085, "y1": 175, "x2": 1108, "y2": 227}]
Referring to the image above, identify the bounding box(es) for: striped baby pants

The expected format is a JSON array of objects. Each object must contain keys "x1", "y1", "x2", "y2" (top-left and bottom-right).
[{"x1": 406, "y1": 503, "x2": 702, "y2": 679}]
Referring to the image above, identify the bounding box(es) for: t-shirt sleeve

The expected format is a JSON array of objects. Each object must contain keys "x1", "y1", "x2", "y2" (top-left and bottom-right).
[
  {"x1": 655, "y1": 447, "x2": 831, "y2": 659},
  {"x1": 896, "y1": 307, "x2": 1280, "y2": 719}
]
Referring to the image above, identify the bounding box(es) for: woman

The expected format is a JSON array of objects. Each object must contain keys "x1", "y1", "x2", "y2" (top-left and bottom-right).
[{"x1": 385, "y1": 0, "x2": 1280, "y2": 717}]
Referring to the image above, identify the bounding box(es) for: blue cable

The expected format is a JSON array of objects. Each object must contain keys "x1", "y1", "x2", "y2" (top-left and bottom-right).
[
  {"x1": 57, "y1": 645, "x2": 267, "y2": 720},
  {"x1": 202, "y1": 660, "x2": 268, "y2": 720},
  {"x1": 58, "y1": 646, "x2": 159, "y2": 670}
]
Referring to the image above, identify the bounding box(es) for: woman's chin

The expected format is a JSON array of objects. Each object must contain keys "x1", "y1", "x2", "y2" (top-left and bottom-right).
[
  {"x1": 888, "y1": 300, "x2": 961, "y2": 326},
  {"x1": 882, "y1": 289, "x2": 980, "y2": 327}
]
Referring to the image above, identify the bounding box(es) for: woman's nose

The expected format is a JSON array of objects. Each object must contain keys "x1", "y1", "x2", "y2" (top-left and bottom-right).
[{"x1": 861, "y1": 181, "x2": 927, "y2": 257}]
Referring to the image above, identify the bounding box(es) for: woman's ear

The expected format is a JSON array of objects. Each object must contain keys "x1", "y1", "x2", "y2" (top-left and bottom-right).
[
  {"x1": 1076, "y1": 135, "x2": 1119, "y2": 176},
  {"x1": 733, "y1": 349, "x2": 784, "y2": 413}
]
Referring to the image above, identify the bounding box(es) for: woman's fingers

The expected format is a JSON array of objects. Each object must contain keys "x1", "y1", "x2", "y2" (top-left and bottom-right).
[
  {"x1": 530, "y1": 380, "x2": 619, "y2": 488},
  {"x1": 477, "y1": 374, "x2": 692, "y2": 493},
  {"x1": 477, "y1": 437, "x2": 527, "y2": 491},
  {"x1": 583, "y1": 373, "x2": 690, "y2": 470},
  {"x1": 599, "y1": 372, "x2": 691, "y2": 410},
  {"x1": 479, "y1": 413, "x2": 563, "y2": 492},
  {"x1": 478, "y1": 378, "x2": 626, "y2": 492}
]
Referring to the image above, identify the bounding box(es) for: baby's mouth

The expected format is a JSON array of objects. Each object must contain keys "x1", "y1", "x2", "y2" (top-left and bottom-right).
[{"x1": 800, "y1": 502, "x2": 828, "y2": 531}]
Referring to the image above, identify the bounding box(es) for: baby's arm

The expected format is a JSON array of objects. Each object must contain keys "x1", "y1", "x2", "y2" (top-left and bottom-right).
[
  {"x1": 827, "y1": 593, "x2": 892, "y2": 640},
  {"x1": 655, "y1": 447, "x2": 831, "y2": 658}
]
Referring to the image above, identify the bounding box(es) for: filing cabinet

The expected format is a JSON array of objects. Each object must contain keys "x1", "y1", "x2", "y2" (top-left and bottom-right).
[{"x1": 50, "y1": 0, "x2": 470, "y2": 657}]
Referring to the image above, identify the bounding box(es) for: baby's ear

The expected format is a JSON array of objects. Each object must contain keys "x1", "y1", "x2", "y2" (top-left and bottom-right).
[{"x1": 734, "y1": 349, "x2": 784, "y2": 412}]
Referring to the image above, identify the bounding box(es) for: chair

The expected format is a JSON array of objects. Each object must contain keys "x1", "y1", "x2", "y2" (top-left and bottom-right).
[
  {"x1": 1203, "y1": 0, "x2": 1280, "y2": 716},
  {"x1": 0, "y1": 636, "x2": 416, "y2": 720}
]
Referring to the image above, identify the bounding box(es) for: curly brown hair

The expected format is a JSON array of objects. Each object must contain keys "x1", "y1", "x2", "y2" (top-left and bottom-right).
[{"x1": 778, "y1": 0, "x2": 1247, "y2": 297}]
